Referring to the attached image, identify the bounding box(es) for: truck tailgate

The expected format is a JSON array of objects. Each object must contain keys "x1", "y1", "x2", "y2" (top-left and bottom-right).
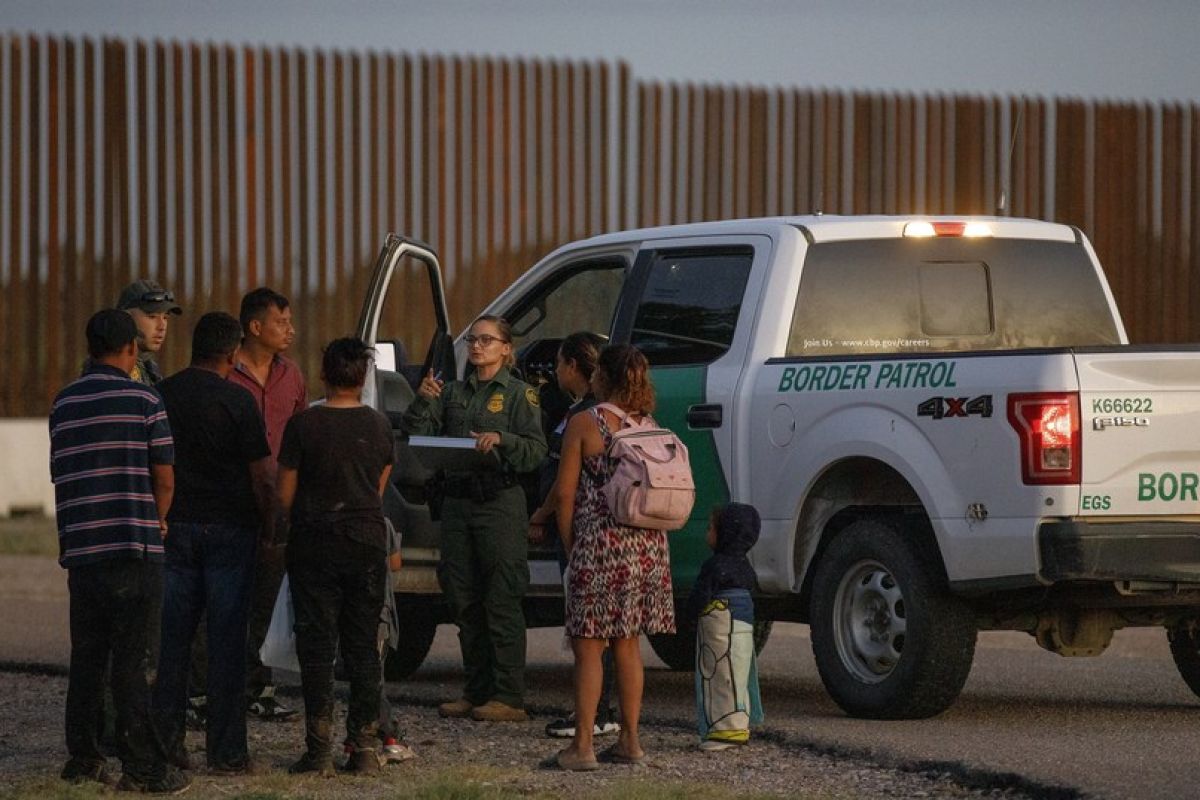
[{"x1": 1077, "y1": 351, "x2": 1200, "y2": 516}]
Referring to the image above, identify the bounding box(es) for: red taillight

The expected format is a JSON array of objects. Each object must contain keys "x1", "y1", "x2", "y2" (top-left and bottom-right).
[{"x1": 1007, "y1": 392, "x2": 1081, "y2": 485}]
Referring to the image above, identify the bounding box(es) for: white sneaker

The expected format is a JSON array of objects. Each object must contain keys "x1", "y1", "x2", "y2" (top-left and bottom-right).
[
  {"x1": 382, "y1": 738, "x2": 416, "y2": 763},
  {"x1": 698, "y1": 739, "x2": 736, "y2": 752}
]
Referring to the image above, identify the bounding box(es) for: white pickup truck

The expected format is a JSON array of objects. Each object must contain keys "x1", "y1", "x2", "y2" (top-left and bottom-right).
[{"x1": 359, "y1": 215, "x2": 1200, "y2": 718}]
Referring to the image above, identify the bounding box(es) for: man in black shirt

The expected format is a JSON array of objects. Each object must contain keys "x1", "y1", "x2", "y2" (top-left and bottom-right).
[{"x1": 152, "y1": 312, "x2": 274, "y2": 774}]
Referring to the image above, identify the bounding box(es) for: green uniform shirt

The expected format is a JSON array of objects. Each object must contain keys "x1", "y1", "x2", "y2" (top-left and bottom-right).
[{"x1": 401, "y1": 366, "x2": 547, "y2": 473}]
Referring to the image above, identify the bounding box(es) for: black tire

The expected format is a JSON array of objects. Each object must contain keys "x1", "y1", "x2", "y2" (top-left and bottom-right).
[
  {"x1": 1167, "y1": 622, "x2": 1200, "y2": 699},
  {"x1": 809, "y1": 518, "x2": 976, "y2": 719},
  {"x1": 383, "y1": 614, "x2": 437, "y2": 681},
  {"x1": 649, "y1": 619, "x2": 774, "y2": 672}
]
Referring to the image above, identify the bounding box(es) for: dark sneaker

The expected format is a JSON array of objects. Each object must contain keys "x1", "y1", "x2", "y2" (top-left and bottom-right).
[
  {"x1": 207, "y1": 758, "x2": 264, "y2": 776},
  {"x1": 60, "y1": 758, "x2": 113, "y2": 785},
  {"x1": 289, "y1": 751, "x2": 335, "y2": 778},
  {"x1": 116, "y1": 766, "x2": 192, "y2": 794},
  {"x1": 185, "y1": 696, "x2": 206, "y2": 731},
  {"x1": 247, "y1": 686, "x2": 295, "y2": 721},
  {"x1": 166, "y1": 746, "x2": 191, "y2": 771},
  {"x1": 545, "y1": 712, "x2": 621, "y2": 738}
]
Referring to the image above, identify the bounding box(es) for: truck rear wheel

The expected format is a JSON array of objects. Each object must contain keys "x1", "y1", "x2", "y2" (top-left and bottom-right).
[
  {"x1": 649, "y1": 620, "x2": 773, "y2": 671},
  {"x1": 383, "y1": 613, "x2": 438, "y2": 682},
  {"x1": 1167, "y1": 622, "x2": 1200, "y2": 698},
  {"x1": 810, "y1": 518, "x2": 976, "y2": 719}
]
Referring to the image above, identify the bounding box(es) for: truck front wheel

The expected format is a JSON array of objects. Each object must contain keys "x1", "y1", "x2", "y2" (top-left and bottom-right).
[
  {"x1": 1167, "y1": 622, "x2": 1200, "y2": 698},
  {"x1": 810, "y1": 518, "x2": 976, "y2": 719},
  {"x1": 383, "y1": 612, "x2": 438, "y2": 682}
]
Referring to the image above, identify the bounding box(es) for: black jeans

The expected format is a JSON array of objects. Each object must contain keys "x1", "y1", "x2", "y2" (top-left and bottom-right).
[
  {"x1": 153, "y1": 522, "x2": 256, "y2": 768},
  {"x1": 66, "y1": 559, "x2": 166, "y2": 781},
  {"x1": 288, "y1": 533, "x2": 385, "y2": 754}
]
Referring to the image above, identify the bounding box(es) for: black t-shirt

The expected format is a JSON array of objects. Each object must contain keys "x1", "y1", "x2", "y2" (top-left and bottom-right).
[
  {"x1": 158, "y1": 366, "x2": 271, "y2": 527},
  {"x1": 278, "y1": 405, "x2": 395, "y2": 551}
]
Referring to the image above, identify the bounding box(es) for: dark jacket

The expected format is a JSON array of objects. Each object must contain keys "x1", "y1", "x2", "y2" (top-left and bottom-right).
[{"x1": 687, "y1": 503, "x2": 761, "y2": 622}]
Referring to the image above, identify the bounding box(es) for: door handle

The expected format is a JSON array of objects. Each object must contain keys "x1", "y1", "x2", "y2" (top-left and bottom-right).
[{"x1": 687, "y1": 403, "x2": 723, "y2": 429}]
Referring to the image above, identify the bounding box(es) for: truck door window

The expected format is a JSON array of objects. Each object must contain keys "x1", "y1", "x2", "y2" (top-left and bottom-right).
[
  {"x1": 507, "y1": 261, "x2": 625, "y2": 347},
  {"x1": 630, "y1": 248, "x2": 754, "y2": 366}
]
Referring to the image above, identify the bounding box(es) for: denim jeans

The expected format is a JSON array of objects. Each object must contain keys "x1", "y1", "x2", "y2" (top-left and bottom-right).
[
  {"x1": 65, "y1": 559, "x2": 166, "y2": 782},
  {"x1": 288, "y1": 532, "x2": 385, "y2": 754},
  {"x1": 153, "y1": 522, "x2": 256, "y2": 768}
]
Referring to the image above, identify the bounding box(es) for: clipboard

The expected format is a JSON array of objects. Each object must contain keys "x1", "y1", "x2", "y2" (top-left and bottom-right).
[{"x1": 406, "y1": 435, "x2": 501, "y2": 473}]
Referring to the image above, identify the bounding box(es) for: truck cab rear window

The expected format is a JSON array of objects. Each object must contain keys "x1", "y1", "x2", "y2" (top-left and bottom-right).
[{"x1": 786, "y1": 238, "x2": 1121, "y2": 356}]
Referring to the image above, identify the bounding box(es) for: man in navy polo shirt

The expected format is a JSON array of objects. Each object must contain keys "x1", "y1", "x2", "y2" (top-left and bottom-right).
[{"x1": 49, "y1": 309, "x2": 189, "y2": 794}]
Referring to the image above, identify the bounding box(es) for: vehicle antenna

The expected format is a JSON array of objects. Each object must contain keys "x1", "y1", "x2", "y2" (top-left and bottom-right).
[{"x1": 998, "y1": 103, "x2": 1024, "y2": 216}]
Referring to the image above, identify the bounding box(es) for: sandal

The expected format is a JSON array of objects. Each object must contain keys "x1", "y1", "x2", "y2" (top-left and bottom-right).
[
  {"x1": 598, "y1": 743, "x2": 645, "y2": 765},
  {"x1": 556, "y1": 748, "x2": 600, "y2": 772}
]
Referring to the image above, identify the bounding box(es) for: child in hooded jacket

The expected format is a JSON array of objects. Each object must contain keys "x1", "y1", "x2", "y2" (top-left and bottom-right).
[{"x1": 689, "y1": 503, "x2": 764, "y2": 752}]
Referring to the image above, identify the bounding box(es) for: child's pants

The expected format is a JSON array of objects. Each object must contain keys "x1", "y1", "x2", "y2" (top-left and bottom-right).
[{"x1": 695, "y1": 590, "x2": 762, "y2": 743}]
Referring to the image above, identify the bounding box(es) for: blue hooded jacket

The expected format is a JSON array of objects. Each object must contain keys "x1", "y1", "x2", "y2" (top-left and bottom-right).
[{"x1": 686, "y1": 502, "x2": 760, "y2": 622}]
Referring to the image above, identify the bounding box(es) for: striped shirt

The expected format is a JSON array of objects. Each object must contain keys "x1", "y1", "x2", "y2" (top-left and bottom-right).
[{"x1": 49, "y1": 365, "x2": 175, "y2": 568}]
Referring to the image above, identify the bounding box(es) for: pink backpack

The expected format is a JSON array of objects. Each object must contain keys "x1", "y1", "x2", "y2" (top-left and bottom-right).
[{"x1": 597, "y1": 403, "x2": 695, "y2": 531}]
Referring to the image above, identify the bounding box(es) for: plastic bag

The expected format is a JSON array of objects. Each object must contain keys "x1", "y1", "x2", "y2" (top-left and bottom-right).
[{"x1": 260, "y1": 574, "x2": 300, "y2": 674}]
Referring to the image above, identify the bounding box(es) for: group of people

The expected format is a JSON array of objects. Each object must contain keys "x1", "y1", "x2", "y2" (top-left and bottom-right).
[{"x1": 48, "y1": 287, "x2": 765, "y2": 793}]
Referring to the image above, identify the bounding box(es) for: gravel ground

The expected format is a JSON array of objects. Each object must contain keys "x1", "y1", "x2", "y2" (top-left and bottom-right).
[{"x1": 0, "y1": 670, "x2": 1050, "y2": 800}]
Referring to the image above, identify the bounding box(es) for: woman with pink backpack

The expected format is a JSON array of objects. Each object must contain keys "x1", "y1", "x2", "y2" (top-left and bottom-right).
[{"x1": 552, "y1": 344, "x2": 684, "y2": 771}]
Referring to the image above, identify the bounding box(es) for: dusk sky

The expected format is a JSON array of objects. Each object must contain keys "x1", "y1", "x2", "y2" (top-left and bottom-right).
[{"x1": 8, "y1": 0, "x2": 1200, "y2": 102}]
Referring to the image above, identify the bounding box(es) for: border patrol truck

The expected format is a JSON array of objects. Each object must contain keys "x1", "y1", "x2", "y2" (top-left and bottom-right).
[{"x1": 359, "y1": 215, "x2": 1200, "y2": 719}]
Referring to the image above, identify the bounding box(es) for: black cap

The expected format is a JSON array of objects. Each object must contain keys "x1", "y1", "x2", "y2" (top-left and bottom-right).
[
  {"x1": 117, "y1": 279, "x2": 182, "y2": 315},
  {"x1": 86, "y1": 308, "x2": 139, "y2": 359}
]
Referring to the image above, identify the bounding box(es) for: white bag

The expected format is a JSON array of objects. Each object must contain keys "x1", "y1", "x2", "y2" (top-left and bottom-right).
[{"x1": 259, "y1": 574, "x2": 300, "y2": 674}]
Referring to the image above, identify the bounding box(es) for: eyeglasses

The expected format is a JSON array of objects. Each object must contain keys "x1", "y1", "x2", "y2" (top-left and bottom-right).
[
  {"x1": 140, "y1": 290, "x2": 175, "y2": 303},
  {"x1": 464, "y1": 333, "x2": 507, "y2": 347}
]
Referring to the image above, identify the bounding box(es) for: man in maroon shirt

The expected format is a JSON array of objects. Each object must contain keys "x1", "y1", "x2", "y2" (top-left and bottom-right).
[
  {"x1": 186, "y1": 288, "x2": 306, "y2": 723},
  {"x1": 231, "y1": 287, "x2": 307, "y2": 719}
]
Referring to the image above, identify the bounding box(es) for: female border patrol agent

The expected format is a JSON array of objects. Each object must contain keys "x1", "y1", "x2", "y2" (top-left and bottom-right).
[{"x1": 401, "y1": 315, "x2": 546, "y2": 722}]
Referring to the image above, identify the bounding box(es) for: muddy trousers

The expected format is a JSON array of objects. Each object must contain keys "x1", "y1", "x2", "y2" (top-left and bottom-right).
[
  {"x1": 289, "y1": 534, "x2": 385, "y2": 755},
  {"x1": 65, "y1": 560, "x2": 166, "y2": 783},
  {"x1": 437, "y1": 486, "x2": 529, "y2": 708}
]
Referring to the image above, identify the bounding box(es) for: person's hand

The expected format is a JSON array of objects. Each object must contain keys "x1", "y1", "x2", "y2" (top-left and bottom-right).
[
  {"x1": 159, "y1": 519, "x2": 169, "y2": 539},
  {"x1": 472, "y1": 430, "x2": 501, "y2": 453},
  {"x1": 528, "y1": 520, "x2": 546, "y2": 543},
  {"x1": 417, "y1": 369, "x2": 444, "y2": 400}
]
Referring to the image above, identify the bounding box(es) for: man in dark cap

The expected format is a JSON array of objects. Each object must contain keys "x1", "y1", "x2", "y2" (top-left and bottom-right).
[
  {"x1": 50, "y1": 309, "x2": 190, "y2": 794},
  {"x1": 116, "y1": 279, "x2": 182, "y2": 386}
]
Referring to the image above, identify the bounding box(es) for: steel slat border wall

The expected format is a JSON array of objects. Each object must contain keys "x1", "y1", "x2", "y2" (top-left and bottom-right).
[{"x1": 1, "y1": 32, "x2": 1198, "y2": 416}]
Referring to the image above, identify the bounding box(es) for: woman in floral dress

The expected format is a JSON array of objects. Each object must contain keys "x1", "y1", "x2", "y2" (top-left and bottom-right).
[{"x1": 553, "y1": 344, "x2": 675, "y2": 770}]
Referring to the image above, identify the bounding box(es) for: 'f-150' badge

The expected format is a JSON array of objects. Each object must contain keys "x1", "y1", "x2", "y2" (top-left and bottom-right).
[{"x1": 1092, "y1": 416, "x2": 1149, "y2": 430}]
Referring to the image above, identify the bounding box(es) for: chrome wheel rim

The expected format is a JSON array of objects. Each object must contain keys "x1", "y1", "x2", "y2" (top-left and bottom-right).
[{"x1": 832, "y1": 559, "x2": 907, "y2": 683}]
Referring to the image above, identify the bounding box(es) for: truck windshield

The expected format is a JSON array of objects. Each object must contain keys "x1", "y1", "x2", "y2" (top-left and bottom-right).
[{"x1": 786, "y1": 237, "x2": 1122, "y2": 357}]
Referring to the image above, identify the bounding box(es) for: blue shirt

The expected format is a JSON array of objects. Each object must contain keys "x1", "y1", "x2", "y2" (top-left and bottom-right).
[{"x1": 49, "y1": 364, "x2": 175, "y2": 568}]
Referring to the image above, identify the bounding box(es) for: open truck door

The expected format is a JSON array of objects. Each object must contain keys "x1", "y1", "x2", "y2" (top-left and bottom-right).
[{"x1": 356, "y1": 235, "x2": 455, "y2": 679}]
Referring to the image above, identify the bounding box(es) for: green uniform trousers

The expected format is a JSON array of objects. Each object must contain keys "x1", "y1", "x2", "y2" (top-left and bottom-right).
[{"x1": 437, "y1": 485, "x2": 529, "y2": 708}]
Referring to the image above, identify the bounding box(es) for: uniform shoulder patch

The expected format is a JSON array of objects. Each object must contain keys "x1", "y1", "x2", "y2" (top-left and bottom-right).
[
  {"x1": 525, "y1": 387, "x2": 540, "y2": 408},
  {"x1": 486, "y1": 392, "x2": 505, "y2": 413}
]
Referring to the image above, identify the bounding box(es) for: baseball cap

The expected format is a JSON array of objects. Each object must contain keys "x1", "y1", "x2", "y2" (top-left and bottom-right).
[{"x1": 117, "y1": 279, "x2": 182, "y2": 315}]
